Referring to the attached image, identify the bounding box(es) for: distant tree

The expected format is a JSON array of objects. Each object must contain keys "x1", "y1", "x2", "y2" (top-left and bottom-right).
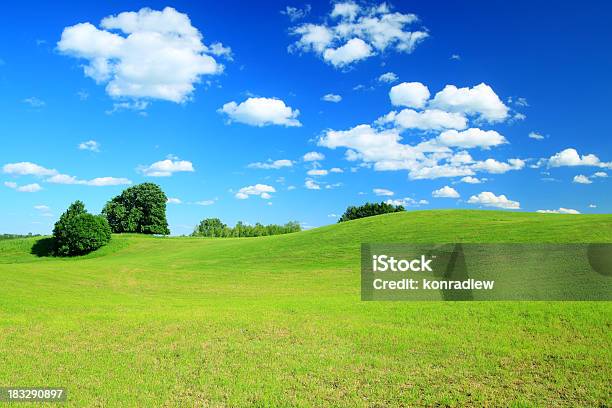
[
  {"x1": 192, "y1": 218, "x2": 227, "y2": 237},
  {"x1": 338, "y1": 201, "x2": 405, "y2": 222},
  {"x1": 191, "y1": 219, "x2": 301, "y2": 238},
  {"x1": 102, "y1": 183, "x2": 170, "y2": 235},
  {"x1": 53, "y1": 200, "x2": 111, "y2": 256}
]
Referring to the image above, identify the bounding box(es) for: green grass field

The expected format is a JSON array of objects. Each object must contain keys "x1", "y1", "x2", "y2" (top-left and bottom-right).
[{"x1": 0, "y1": 210, "x2": 610, "y2": 407}]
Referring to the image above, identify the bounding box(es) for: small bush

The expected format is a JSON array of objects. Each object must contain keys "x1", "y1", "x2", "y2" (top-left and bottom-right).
[
  {"x1": 338, "y1": 202, "x2": 405, "y2": 222},
  {"x1": 53, "y1": 201, "x2": 112, "y2": 256}
]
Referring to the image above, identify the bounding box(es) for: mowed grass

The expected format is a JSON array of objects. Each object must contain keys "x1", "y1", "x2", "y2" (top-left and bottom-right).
[{"x1": 0, "y1": 210, "x2": 610, "y2": 407}]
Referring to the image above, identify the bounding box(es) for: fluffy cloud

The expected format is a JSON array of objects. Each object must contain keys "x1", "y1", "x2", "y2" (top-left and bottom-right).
[
  {"x1": 4, "y1": 181, "x2": 42, "y2": 192},
  {"x1": 235, "y1": 184, "x2": 275, "y2": 199},
  {"x1": 195, "y1": 199, "x2": 215, "y2": 206},
  {"x1": 3, "y1": 162, "x2": 57, "y2": 176},
  {"x1": 377, "y1": 109, "x2": 467, "y2": 131},
  {"x1": 330, "y1": 167, "x2": 343, "y2": 173},
  {"x1": 167, "y1": 197, "x2": 182, "y2": 204},
  {"x1": 460, "y1": 176, "x2": 483, "y2": 184},
  {"x1": 471, "y1": 158, "x2": 525, "y2": 174},
  {"x1": 248, "y1": 159, "x2": 293, "y2": 169},
  {"x1": 537, "y1": 208, "x2": 580, "y2": 214},
  {"x1": 78, "y1": 140, "x2": 100, "y2": 152},
  {"x1": 3, "y1": 162, "x2": 131, "y2": 186},
  {"x1": 281, "y1": 5, "x2": 312, "y2": 21},
  {"x1": 139, "y1": 158, "x2": 194, "y2": 177},
  {"x1": 436, "y1": 128, "x2": 507, "y2": 149},
  {"x1": 429, "y1": 83, "x2": 509, "y2": 122},
  {"x1": 373, "y1": 188, "x2": 394, "y2": 196},
  {"x1": 389, "y1": 82, "x2": 430, "y2": 108},
  {"x1": 385, "y1": 197, "x2": 428, "y2": 207},
  {"x1": 573, "y1": 174, "x2": 592, "y2": 184},
  {"x1": 289, "y1": 2, "x2": 428, "y2": 68},
  {"x1": 307, "y1": 169, "x2": 328, "y2": 176},
  {"x1": 432, "y1": 186, "x2": 459, "y2": 198},
  {"x1": 219, "y1": 97, "x2": 301, "y2": 127},
  {"x1": 303, "y1": 151, "x2": 325, "y2": 162},
  {"x1": 467, "y1": 192, "x2": 520, "y2": 209},
  {"x1": 378, "y1": 72, "x2": 398, "y2": 83},
  {"x1": 323, "y1": 38, "x2": 372, "y2": 67},
  {"x1": 547, "y1": 148, "x2": 611, "y2": 168},
  {"x1": 57, "y1": 7, "x2": 228, "y2": 103},
  {"x1": 304, "y1": 179, "x2": 321, "y2": 190},
  {"x1": 593, "y1": 171, "x2": 608, "y2": 178},
  {"x1": 322, "y1": 93, "x2": 342, "y2": 103},
  {"x1": 528, "y1": 132, "x2": 544, "y2": 140}
]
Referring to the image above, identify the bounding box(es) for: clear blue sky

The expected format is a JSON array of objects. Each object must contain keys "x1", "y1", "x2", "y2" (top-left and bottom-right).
[{"x1": 1, "y1": 0, "x2": 611, "y2": 235}]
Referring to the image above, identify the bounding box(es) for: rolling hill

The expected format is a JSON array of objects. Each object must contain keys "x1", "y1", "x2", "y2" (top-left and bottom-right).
[{"x1": 0, "y1": 210, "x2": 610, "y2": 406}]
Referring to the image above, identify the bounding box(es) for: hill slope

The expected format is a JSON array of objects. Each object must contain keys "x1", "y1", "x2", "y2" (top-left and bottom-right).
[{"x1": 0, "y1": 210, "x2": 610, "y2": 406}]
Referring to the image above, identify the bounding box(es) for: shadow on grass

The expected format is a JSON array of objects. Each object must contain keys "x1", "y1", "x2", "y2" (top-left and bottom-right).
[{"x1": 30, "y1": 237, "x2": 55, "y2": 257}]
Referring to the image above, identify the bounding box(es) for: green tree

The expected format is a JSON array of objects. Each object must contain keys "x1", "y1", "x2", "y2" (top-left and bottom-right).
[
  {"x1": 102, "y1": 183, "x2": 170, "y2": 235},
  {"x1": 53, "y1": 201, "x2": 112, "y2": 256},
  {"x1": 338, "y1": 201, "x2": 405, "y2": 222},
  {"x1": 192, "y1": 218, "x2": 227, "y2": 237}
]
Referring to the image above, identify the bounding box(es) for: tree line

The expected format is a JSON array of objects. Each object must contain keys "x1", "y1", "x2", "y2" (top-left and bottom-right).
[
  {"x1": 338, "y1": 201, "x2": 405, "y2": 222},
  {"x1": 191, "y1": 218, "x2": 301, "y2": 238}
]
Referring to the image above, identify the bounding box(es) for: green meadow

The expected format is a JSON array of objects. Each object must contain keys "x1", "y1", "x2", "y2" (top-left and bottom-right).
[{"x1": 0, "y1": 210, "x2": 611, "y2": 406}]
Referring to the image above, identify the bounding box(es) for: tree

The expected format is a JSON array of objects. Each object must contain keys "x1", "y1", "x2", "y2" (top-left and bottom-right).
[
  {"x1": 192, "y1": 218, "x2": 227, "y2": 237},
  {"x1": 191, "y1": 218, "x2": 301, "y2": 238},
  {"x1": 338, "y1": 201, "x2": 405, "y2": 222},
  {"x1": 102, "y1": 183, "x2": 170, "y2": 235},
  {"x1": 53, "y1": 201, "x2": 111, "y2": 256}
]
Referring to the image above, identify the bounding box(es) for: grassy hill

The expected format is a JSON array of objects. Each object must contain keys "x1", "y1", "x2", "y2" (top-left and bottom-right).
[{"x1": 0, "y1": 210, "x2": 610, "y2": 406}]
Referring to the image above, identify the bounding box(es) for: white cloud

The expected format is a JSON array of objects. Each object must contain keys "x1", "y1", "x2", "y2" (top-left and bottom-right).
[
  {"x1": 139, "y1": 158, "x2": 194, "y2": 177},
  {"x1": 195, "y1": 199, "x2": 215, "y2": 206},
  {"x1": 467, "y1": 191, "x2": 520, "y2": 209},
  {"x1": 432, "y1": 185, "x2": 459, "y2": 198},
  {"x1": 86, "y1": 177, "x2": 131, "y2": 186},
  {"x1": 537, "y1": 208, "x2": 580, "y2": 214},
  {"x1": 303, "y1": 151, "x2": 325, "y2": 162},
  {"x1": 429, "y1": 83, "x2": 509, "y2": 122},
  {"x1": 573, "y1": 174, "x2": 592, "y2": 184},
  {"x1": 322, "y1": 93, "x2": 342, "y2": 103},
  {"x1": 34, "y1": 205, "x2": 50, "y2": 211},
  {"x1": 471, "y1": 158, "x2": 525, "y2": 174},
  {"x1": 167, "y1": 197, "x2": 182, "y2": 204},
  {"x1": 289, "y1": 2, "x2": 428, "y2": 68},
  {"x1": 384, "y1": 197, "x2": 427, "y2": 207},
  {"x1": 373, "y1": 188, "x2": 394, "y2": 196},
  {"x1": 248, "y1": 159, "x2": 293, "y2": 170},
  {"x1": 304, "y1": 179, "x2": 320, "y2": 190},
  {"x1": 378, "y1": 72, "x2": 398, "y2": 83},
  {"x1": 548, "y1": 148, "x2": 611, "y2": 168},
  {"x1": 323, "y1": 38, "x2": 372, "y2": 67},
  {"x1": 389, "y1": 82, "x2": 430, "y2": 108},
  {"x1": 436, "y1": 128, "x2": 507, "y2": 150},
  {"x1": 78, "y1": 140, "x2": 100, "y2": 152},
  {"x1": 528, "y1": 131, "x2": 544, "y2": 140},
  {"x1": 450, "y1": 54, "x2": 461, "y2": 60},
  {"x1": 589, "y1": 204, "x2": 597, "y2": 208},
  {"x1": 460, "y1": 176, "x2": 483, "y2": 184},
  {"x1": 281, "y1": 5, "x2": 312, "y2": 21},
  {"x1": 57, "y1": 7, "x2": 227, "y2": 103},
  {"x1": 4, "y1": 181, "x2": 42, "y2": 192},
  {"x1": 46, "y1": 174, "x2": 131, "y2": 186},
  {"x1": 23, "y1": 97, "x2": 45, "y2": 108},
  {"x1": 329, "y1": 167, "x2": 343, "y2": 173},
  {"x1": 593, "y1": 171, "x2": 608, "y2": 178},
  {"x1": 219, "y1": 97, "x2": 301, "y2": 127},
  {"x1": 377, "y1": 108, "x2": 467, "y2": 131},
  {"x1": 3, "y1": 162, "x2": 58, "y2": 176},
  {"x1": 235, "y1": 184, "x2": 275, "y2": 199},
  {"x1": 307, "y1": 169, "x2": 328, "y2": 176}
]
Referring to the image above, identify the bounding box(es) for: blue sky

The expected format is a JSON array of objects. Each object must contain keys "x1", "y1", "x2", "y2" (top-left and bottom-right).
[{"x1": 1, "y1": 0, "x2": 611, "y2": 235}]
